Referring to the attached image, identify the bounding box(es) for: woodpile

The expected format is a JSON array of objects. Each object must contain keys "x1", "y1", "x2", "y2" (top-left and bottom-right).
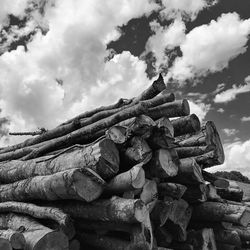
[{"x1": 0, "y1": 74, "x2": 248, "y2": 249}]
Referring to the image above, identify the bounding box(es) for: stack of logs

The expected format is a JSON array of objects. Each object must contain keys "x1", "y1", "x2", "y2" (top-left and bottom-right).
[{"x1": 0, "y1": 74, "x2": 248, "y2": 249}]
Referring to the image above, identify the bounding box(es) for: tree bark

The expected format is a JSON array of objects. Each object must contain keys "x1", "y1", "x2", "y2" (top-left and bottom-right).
[
  {"x1": 148, "y1": 99, "x2": 190, "y2": 120},
  {"x1": 192, "y1": 202, "x2": 250, "y2": 226},
  {"x1": 205, "y1": 183, "x2": 222, "y2": 202},
  {"x1": 202, "y1": 171, "x2": 229, "y2": 189},
  {"x1": 154, "y1": 227, "x2": 173, "y2": 248},
  {"x1": 0, "y1": 139, "x2": 119, "y2": 183},
  {"x1": 147, "y1": 149, "x2": 179, "y2": 178},
  {"x1": 0, "y1": 201, "x2": 74, "y2": 240},
  {"x1": 169, "y1": 242, "x2": 193, "y2": 250},
  {"x1": 158, "y1": 183, "x2": 187, "y2": 200},
  {"x1": 213, "y1": 229, "x2": 241, "y2": 246},
  {"x1": 182, "y1": 184, "x2": 207, "y2": 203},
  {"x1": 175, "y1": 146, "x2": 209, "y2": 159},
  {"x1": 0, "y1": 229, "x2": 25, "y2": 249},
  {"x1": 0, "y1": 213, "x2": 68, "y2": 250},
  {"x1": 53, "y1": 197, "x2": 148, "y2": 224},
  {"x1": 0, "y1": 168, "x2": 105, "y2": 203},
  {"x1": 216, "y1": 187, "x2": 243, "y2": 202},
  {"x1": 0, "y1": 238, "x2": 11, "y2": 250},
  {"x1": 171, "y1": 114, "x2": 201, "y2": 137},
  {"x1": 231, "y1": 226, "x2": 250, "y2": 241},
  {"x1": 69, "y1": 239, "x2": 80, "y2": 250},
  {"x1": 105, "y1": 163, "x2": 145, "y2": 194}
]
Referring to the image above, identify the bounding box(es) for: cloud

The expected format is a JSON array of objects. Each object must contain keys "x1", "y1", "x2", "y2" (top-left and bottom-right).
[
  {"x1": 210, "y1": 139, "x2": 250, "y2": 178},
  {"x1": 160, "y1": 0, "x2": 217, "y2": 21},
  {"x1": 222, "y1": 128, "x2": 239, "y2": 137},
  {"x1": 214, "y1": 81, "x2": 250, "y2": 103},
  {"x1": 241, "y1": 116, "x2": 250, "y2": 122},
  {"x1": 0, "y1": 0, "x2": 160, "y2": 146},
  {"x1": 169, "y1": 13, "x2": 250, "y2": 82},
  {"x1": 217, "y1": 108, "x2": 224, "y2": 113},
  {"x1": 188, "y1": 100, "x2": 210, "y2": 122}
]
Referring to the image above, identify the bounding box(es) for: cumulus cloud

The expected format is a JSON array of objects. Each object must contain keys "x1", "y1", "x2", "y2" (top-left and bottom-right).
[
  {"x1": 214, "y1": 81, "x2": 250, "y2": 103},
  {"x1": 160, "y1": 0, "x2": 217, "y2": 21},
  {"x1": 217, "y1": 108, "x2": 224, "y2": 113},
  {"x1": 222, "y1": 128, "x2": 239, "y2": 137},
  {"x1": 210, "y1": 139, "x2": 250, "y2": 178},
  {"x1": 169, "y1": 13, "x2": 250, "y2": 82},
  {"x1": 241, "y1": 116, "x2": 250, "y2": 122},
  {"x1": 188, "y1": 100, "x2": 210, "y2": 122},
  {"x1": 0, "y1": 0, "x2": 160, "y2": 146}
]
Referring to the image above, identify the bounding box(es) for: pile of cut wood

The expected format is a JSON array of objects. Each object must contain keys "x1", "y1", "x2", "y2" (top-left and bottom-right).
[{"x1": 0, "y1": 74, "x2": 249, "y2": 250}]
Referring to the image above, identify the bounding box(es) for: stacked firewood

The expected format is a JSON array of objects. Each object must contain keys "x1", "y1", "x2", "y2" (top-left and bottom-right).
[{"x1": 0, "y1": 74, "x2": 248, "y2": 250}]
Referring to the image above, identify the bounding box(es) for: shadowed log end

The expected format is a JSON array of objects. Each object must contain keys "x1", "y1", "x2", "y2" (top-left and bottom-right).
[
  {"x1": 132, "y1": 167, "x2": 145, "y2": 189},
  {"x1": 153, "y1": 74, "x2": 166, "y2": 92},
  {"x1": 239, "y1": 209, "x2": 250, "y2": 227},
  {"x1": 190, "y1": 114, "x2": 201, "y2": 132},
  {"x1": 9, "y1": 231, "x2": 26, "y2": 249},
  {"x1": 0, "y1": 239, "x2": 12, "y2": 250},
  {"x1": 134, "y1": 200, "x2": 148, "y2": 223},
  {"x1": 182, "y1": 99, "x2": 190, "y2": 116}
]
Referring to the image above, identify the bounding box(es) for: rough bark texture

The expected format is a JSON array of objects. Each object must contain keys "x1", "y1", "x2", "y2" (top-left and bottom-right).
[
  {"x1": 213, "y1": 229, "x2": 241, "y2": 246},
  {"x1": 147, "y1": 149, "x2": 179, "y2": 178},
  {"x1": 202, "y1": 171, "x2": 229, "y2": 189},
  {"x1": 148, "y1": 99, "x2": 190, "y2": 120},
  {"x1": 0, "y1": 168, "x2": 105, "y2": 203},
  {"x1": 171, "y1": 114, "x2": 201, "y2": 137},
  {"x1": 0, "y1": 201, "x2": 74, "y2": 239},
  {"x1": 192, "y1": 202, "x2": 250, "y2": 226},
  {"x1": 175, "y1": 146, "x2": 209, "y2": 159},
  {"x1": 216, "y1": 187, "x2": 243, "y2": 202},
  {"x1": 53, "y1": 197, "x2": 148, "y2": 223},
  {"x1": 0, "y1": 138, "x2": 119, "y2": 183},
  {"x1": 0, "y1": 238, "x2": 12, "y2": 250},
  {"x1": 182, "y1": 184, "x2": 207, "y2": 203},
  {"x1": 0, "y1": 229, "x2": 26, "y2": 249},
  {"x1": 0, "y1": 213, "x2": 68, "y2": 250}
]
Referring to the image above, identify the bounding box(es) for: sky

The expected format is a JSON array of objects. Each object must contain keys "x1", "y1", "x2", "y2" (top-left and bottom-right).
[{"x1": 0, "y1": 0, "x2": 250, "y2": 176}]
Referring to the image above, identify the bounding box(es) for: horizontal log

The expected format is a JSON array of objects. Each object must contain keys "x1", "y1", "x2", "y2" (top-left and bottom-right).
[
  {"x1": 158, "y1": 183, "x2": 187, "y2": 199},
  {"x1": 140, "y1": 179, "x2": 158, "y2": 204},
  {"x1": 182, "y1": 184, "x2": 207, "y2": 203},
  {"x1": 155, "y1": 227, "x2": 173, "y2": 248},
  {"x1": 0, "y1": 138, "x2": 119, "y2": 183},
  {"x1": 214, "y1": 228, "x2": 241, "y2": 246},
  {"x1": 106, "y1": 126, "x2": 127, "y2": 144},
  {"x1": 205, "y1": 183, "x2": 222, "y2": 202},
  {"x1": 216, "y1": 187, "x2": 243, "y2": 202},
  {"x1": 0, "y1": 168, "x2": 105, "y2": 203},
  {"x1": 202, "y1": 171, "x2": 229, "y2": 189},
  {"x1": 0, "y1": 229, "x2": 25, "y2": 249},
  {"x1": 148, "y1": 99, "x2": 190, "y2": 120},
  {"x1": 171, "y1": 114, "x2": 200, "y2": 137},
  {"x1": 0, "y1": 213, "x2": 68, "y2": 250},
  {"x1": 0, "y1": 238, "x2": 11, "y2": 250},
  {"x1": 192, "y1": 202, "x2": 250, "y2": 226},
  {"x1": 0, "y1": 201, "x2": 74, "y2": 240},
  {"x1": 175, "y1": 146, "x2": 209, "y2": 159}
]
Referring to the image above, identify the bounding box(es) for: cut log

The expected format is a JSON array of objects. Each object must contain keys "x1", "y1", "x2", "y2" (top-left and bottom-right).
[
  {"x1": 175, "y1": 146, "x2": 209, "y2": 159},
  {"x1": 147, "y1": 149, "x2": 179, "y2": 178},
  {"x1": 0, "y1": 168, "x2": 105, "y2": 203},
  {"x1": 215, "y1": 243, "x2": 237, "y2": 250},
  {"x1": 187, "y1": 228, "x2": 217, "y2": 250},
  {"x1": 148, "y1": 99, "x2": 190, "y2": 120},
  {"x1": 216, "y1": 187, "x2": 243, "y2": 202},
  {"x1": 124, "y1": 137, "x2": 152, "y2": 165},
  {"x1": 213, "y1": 229, "x2": 241, "y2": 246},
  {"x1": 0, "y1": 213, "x2": 68, "y2": 250},
  {"x1": 158, "y1": 183, "x2": 187, "y2": 199},
  {"x1": 192, "y1": 202, "x2": 250, "y2": 226},
  {"x1": 140, "y1": 179, "x2": 158, "y2": 204},
  {"x1": 171, "y1": 114, "x2": 201, "y2": 137},
  {"x1": 106, "y1": 126, "x2": 127, "y2": 144},
  {"x1": 147, "y1": 117, "x2": 175, "y2": 150},
  {"x1": 202, "y1": 171, "x2": 229, "y2": 189},
  {"x1": 168, "y1": 199, "x2": 189, "y2": 225},
  {"x1": 205, "y1": 183, "x2": 222, "y2": 202},
  {"x1": 0, "y1": 138, "x2": 119, "y2": 183},
  {"x1": 0, "y1": 201, "x2": 75, "y2": 240},
  {"x1": 231, "y1": 226, "x2": 250, "y2": 242},
  {"x1": 182, "y1": 184, "x2": 207, "y2": 203},
  {"x1": 169, "y1": 242, "x2": 193, "y2": 250},
  {"x1": 69, "y1": 239, "x2": 80, "y2": 250},
  {"x1": 169, "y1": 158, "x2": 204, "y2": 185},
  {"x1": 0, "y1": 238, "x2": 12, "y2": 250},
  {"x1": 0, "y1": 229, "x2": 25, "y2": 249},
  {"x1": 105, "y1": 163, "x2": 145, "y2": 194},
  {"x1": 154, "y1": 227, "x2": 173, "y2": 248},
  {"x1": 53, "y1": 197, "x2": 148, "y2": 223}
]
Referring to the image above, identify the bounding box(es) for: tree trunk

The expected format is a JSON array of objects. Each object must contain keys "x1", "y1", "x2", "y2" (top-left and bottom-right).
[
  {"x1": 158, "y1": 183, "x2": 187, "y2": 200},
  {"x1": 69, "y1": 239, "x2": 80, "y2": 250},
  {"x1": 182, "y1": 184, "x2": 207, "y2": 203},
  {"x1": 0, "y1": 229, "x2": 25, "y2": 249},
  {"x1": 53, "y1": 197, "x2": 148, "y2": 224},
  {"x1": 205, "y1": 183, "x2": 222, "y2": 202},
  {"x1": 216, "y1": 187, "x2": 243, "y2": 202},
  {"x1": 147, "y1": 149, "x2": 179, "y2": 178},
  {"x1": 232, "y1": 226, "x2": 250, "y2": 241},
  {"x1": 0, "y1": 213, "x2": 68, "y2": 250},
  {"x1": 140, "y1": 179, "x2": 158, "y2": 204},
  {"x1": 192, "y1": 202, "x2": 250, "y2": 226},
  {"x1": 0, "y1": 201, "x2": 75, "y2": 240},
  {"x1": 154, "y1": 227, "x2": 173, "y2": 248},
  {"x1": 0, "y1": 139, "x2": 119, "y2": 183},
  {"x1": 105, "y1": 163, "x2": 145, "y2": 194},
  {"x1": 0, "y1": 168, "x2": 105, "y2": 203},
  {"x1": 175, "y1": 146, "x2": 209, "y2": 159},
  {"x1": 202, "y1": 171, "x2": 229, "y2": 189},
  {"x1": 171, "y1": 114, "x2": 200, "y2": 137},
  {"x1": 106, "y1": 126, "x2": 127, "y2": 144},
  {"x1": 187, "y1": 228, "x2": 217, "y2": 250},
  {"x1": 148, "y1": 100, "x2": 190, "y2": 120}
]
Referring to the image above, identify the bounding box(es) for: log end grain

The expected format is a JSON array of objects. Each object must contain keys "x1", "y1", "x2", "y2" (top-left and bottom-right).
[
  {"x1": 9, "y1": 231, "x2": 26, "y2": 249},
  {"x1": 182, "y1": 99, "x2": 190, "y2": 116},
  {"x1": 0, "y1": 238, "x2": 12, "y2": 250}
]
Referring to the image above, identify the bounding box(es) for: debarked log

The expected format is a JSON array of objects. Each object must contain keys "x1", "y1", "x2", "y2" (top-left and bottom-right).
[
  {"x1": 0, "y1": 138, "x2": 119, "y2": 183},
  {"x1": 192, "y1": 202, "x2": 250, "y2": 226},
  {"x1": 0, "y1": 168, "x2": 105, "y2": 203},
  {"x1": 0, "y1": 213, "x2": 68, "y2": 250},
  {"x1": 0, "y1": 229, "x2": 25, "y2": 249},
  {"x1": 0, "y1": 201, "x2": 75, "y2": 240}
]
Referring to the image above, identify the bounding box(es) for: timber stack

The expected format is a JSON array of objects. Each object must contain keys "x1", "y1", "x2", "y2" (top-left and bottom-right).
[{"x1": 0, "y1": 74, "x2": 248, "y2": 250}]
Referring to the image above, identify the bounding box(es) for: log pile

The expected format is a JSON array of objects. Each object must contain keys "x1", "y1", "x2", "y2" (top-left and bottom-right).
[{"x1": 0, "y1": 74, "x2": 248, "y2": 249}]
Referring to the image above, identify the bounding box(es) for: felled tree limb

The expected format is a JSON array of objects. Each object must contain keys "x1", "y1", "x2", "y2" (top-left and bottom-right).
[
  {"x1": 0, "y1": 201, "x2": 74, "y2": 240},
  {"x1": 0, "y1": 229, "x2": 26, "y2": 249},
  {"x1": 0, "y1": 139, "x2": 119, "y2": 183},
  {"x1": 202, "y1": 171, "x2": 229, "y2": 189},
  {"x1": 0, "y1": 168, "x2": 105, "y2": 203},
  {"x1": 175, "y1": 146, "x2": 210, "y2": 159},
  {"x1": 9, "y1": 128, "x2": 47, "y2": 136},
  {"x1": 171, "y1": 114, "x2": 200, "y2": 137},
  {"x1": 158, "y1": 183, "x2": 187, "y2": 200},
  {"x1": 0, "y1": 213, "x2": 68, "y2": 250}
]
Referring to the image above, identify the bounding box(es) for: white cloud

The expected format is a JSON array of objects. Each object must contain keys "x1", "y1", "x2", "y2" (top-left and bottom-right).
[
  {"x1": 160, "y1": 0, "x2": 217, "y2": 21},
  {"x1": 222, "y1": 128, "x2": 239, "y2": 137},
  {"x1": 217, "y1": 108, "x2": 224, "y2": 113},
  {"x1": 241, "y1": 116, "x2": 250, "y2": 122},
  {"x1": 210, "y1": 140, "x2": 250, "y2": 178},
  {"x1": 0, "y1": 0, "x2": 160, "y2": 146},
  {"x1": 169, "y1": 13, "x2": 250, "y2": 82},
  {"x1": 214, "y1": 82, "x2": 250, "y2": 103},
  {"x1": 188, "y1": 100, "x2": 210, "y2": 122}
]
